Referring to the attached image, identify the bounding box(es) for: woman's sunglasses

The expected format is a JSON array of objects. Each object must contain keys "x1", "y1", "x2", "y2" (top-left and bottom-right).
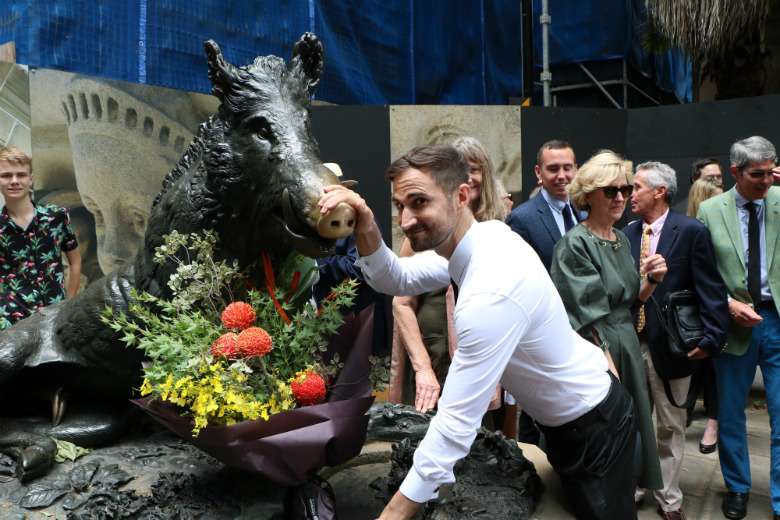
[{"x1": 598, "y1": 185, "x2": 634, "y2": 199}]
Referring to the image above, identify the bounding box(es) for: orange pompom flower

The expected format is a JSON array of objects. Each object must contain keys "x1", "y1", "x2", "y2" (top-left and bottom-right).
[
  {"x1": 291, "y1": 371, "x2": 327, "y2": 406},
  {"x1": 237, "y1": 327, "x2": 273, "y2": 358},
  {"x1": 221, "y1": 302, "x2": 256, "y2": 331},
  {"x1": 211, "y1": 332, "x2": 240, "y2": 359}
]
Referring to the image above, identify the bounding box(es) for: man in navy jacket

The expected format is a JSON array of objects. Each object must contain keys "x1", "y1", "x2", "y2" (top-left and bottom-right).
[
  {"x1": 623, "y1": 161, "x2": 728, "y2": 520},
  {"x1": 507, "y1": 139, "x2": 583, "y2": 271}
]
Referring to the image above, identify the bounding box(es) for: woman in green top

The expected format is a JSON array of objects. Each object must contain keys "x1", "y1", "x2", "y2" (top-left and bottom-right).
[{"x1": 550, "y1": 150, "x2": 666, "y2": 492}]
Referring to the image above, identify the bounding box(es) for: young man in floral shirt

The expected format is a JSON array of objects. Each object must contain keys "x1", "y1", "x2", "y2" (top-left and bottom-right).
[{"x1": 0, "y1": 147, "x2": 81, "y2": 329}]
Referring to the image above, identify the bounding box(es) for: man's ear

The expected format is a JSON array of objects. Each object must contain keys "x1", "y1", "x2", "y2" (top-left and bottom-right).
[
  {"x1": 731, "y1": 164, "x2": 740, "y2": 181},
  {"x1": 457, "y1": 183, "x2": 471, "y2": 207},
  {"x1": 656, "y1": 185, "x2": 667, "y2": 200}
]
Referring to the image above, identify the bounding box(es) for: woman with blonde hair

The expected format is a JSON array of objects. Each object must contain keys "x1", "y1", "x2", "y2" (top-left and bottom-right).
[
  {"x1": 390, "y1": 137, "x2": 506, "y2": 418},
  {"x1": 550, "y1": 150, "x2": 665, "y2": 492},
  {"x1": 687, "y1": 175, "x2": 724, "y2": 219},
  {"x1": 686, "y1": 175, "x2": 724, "y2": 456}
]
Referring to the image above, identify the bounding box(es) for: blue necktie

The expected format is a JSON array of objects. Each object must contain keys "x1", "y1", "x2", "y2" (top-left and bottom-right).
[{"x1": 562, "y1": 203, "x2": 576, "y2": 232}]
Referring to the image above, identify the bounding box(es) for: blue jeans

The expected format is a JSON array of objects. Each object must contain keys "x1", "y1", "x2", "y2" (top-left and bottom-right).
[{"x1": 715, "y1": 306, "x2": 780, "y2": 513}]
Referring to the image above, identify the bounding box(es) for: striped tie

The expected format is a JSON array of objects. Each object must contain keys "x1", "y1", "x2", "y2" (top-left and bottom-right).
[{"x1": 636, "y1": 224, "x2": 651, "y2": 333}]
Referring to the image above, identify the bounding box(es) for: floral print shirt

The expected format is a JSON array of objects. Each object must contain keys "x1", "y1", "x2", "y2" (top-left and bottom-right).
[{"x1": 0, "y1": 203, "x2": 78, "y2": 329}]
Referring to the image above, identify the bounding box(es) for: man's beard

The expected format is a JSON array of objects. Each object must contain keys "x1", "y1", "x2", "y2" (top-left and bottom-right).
[{"x1": 405, "y1": 206, "x2": 456, "y2": 252}]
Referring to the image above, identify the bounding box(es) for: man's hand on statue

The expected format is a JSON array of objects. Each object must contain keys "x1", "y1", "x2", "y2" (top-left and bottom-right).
[
  {"x1": 414, "y1": 367, "x2": 441, "y2": 413},
  {"x1": 730, "y1": 299, "x2": 763, "y2": 327},
  {"x1": 319, "y1": 184, "x2": 375, "y2": 234}
]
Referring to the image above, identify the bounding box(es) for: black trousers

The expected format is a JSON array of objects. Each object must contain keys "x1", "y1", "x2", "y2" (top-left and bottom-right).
[{"x1": 539, "y1": 373, "x2": 638, "y2": 520}]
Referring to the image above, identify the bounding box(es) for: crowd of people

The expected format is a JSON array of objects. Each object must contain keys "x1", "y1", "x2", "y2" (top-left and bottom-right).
[
  {"x1": 317, "y1": 135, "x2": 780, "y2": 520},
  {"x1": 4, "y1": 131, "x2": 780, "y2": 519}
]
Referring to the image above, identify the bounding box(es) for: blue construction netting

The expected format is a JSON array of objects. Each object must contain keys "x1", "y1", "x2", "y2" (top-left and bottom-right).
[
  {"x1": 532, "y1": 0, "x2": 692, "y2": 103},
  {"x1": 1, "y1": 0, "x2": 688, "y2": 105},
  {"x1": 0, "y1": 0, "x2": 525, "y2": 105}
]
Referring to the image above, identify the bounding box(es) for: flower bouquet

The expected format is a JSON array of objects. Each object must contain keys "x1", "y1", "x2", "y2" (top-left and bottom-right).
[{"x1": 103, "y1": 231, "x2": 387, "y2": 486}]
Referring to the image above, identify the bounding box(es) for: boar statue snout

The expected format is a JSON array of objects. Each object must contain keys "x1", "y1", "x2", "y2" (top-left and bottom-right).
[{"x1": 316, "y1": 202, "x2": 356, "y2": 239}]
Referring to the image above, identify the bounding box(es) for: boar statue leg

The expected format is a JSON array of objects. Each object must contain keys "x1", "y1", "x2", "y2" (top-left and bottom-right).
[{"x1": 0, "y1": 265, "x2": 142, "y2": 481}]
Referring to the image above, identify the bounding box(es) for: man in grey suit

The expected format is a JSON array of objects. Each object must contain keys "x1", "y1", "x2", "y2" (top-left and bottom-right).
[
  {"x1": 507, "y1": 139, "x2": 581, "y2": 271},
  {"x1": 506, "y1": 139, "x2": 581, "y2": 443}
]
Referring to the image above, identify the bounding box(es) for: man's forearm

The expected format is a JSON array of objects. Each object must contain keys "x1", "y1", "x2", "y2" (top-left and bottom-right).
[
  {"x1": 353, "y1": 222, "x2": 384, "y2": 257},
  {"x1": 377, "y1": 490, "x2": 422, "y2": 520}
]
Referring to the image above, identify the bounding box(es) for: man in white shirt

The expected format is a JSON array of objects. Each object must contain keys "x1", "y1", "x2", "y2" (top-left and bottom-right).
[{"x1": 319, "y1": 144, "x2": 638, "y2": 520}]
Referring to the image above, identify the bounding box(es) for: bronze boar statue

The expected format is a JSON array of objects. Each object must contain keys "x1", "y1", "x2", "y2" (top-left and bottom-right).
[{"x1": 0, "y1": 33, "x2": 355, "y2": 481}]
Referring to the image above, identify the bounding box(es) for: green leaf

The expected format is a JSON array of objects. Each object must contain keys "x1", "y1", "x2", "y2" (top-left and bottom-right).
[{"x1": 52, "y1": 438, "x2": 92, "y2": 463}]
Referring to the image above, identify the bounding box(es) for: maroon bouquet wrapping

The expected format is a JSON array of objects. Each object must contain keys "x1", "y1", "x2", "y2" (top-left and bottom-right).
[{"x1": 131, "y1": 305, "x2": 376, "y2": 486}]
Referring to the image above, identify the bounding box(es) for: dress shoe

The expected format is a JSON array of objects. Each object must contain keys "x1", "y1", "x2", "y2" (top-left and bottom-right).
[
  {"x1": 699, "y1": 441, "x2": 717, "y2": 454},
  {"x1": 659, "y1": 506, "x2": 686, "y2": 519},
  {"x1": 721, "y1": 491, "x2": 749, "y2": 520},
  {"x1": 774, "y1": 512, "x2": 779, "y2": 520}
]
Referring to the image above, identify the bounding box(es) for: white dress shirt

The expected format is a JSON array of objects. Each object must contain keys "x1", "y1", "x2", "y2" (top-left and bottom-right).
[{"x1": 356, "y1": 220, "x2": 610, "y2": 503}]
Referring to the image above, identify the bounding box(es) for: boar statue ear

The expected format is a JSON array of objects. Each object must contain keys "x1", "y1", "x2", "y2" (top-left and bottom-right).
[
  {"x1": 290, "y1": 32, "x2": 324, "y2": 96},
  {"x1": 204, "y1": 39, "x2": 241, "y2": 103}
]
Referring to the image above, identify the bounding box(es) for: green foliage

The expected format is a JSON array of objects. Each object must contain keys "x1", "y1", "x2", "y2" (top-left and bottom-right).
[
  {"x1": 101, "y1": 230, "x2": 370, "y2": 435},
  {"x1": 368, "y1": 355, "x2": 391, "y2": 392},
  {"x1": 52, "y1": 438, "x2": 92, "y2": 463}
]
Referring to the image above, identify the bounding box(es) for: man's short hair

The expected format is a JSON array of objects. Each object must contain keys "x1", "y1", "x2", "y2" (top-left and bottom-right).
[
  {"x1": 689, "y1": 157, "x2": 720, "y2": 182},
  {"x1": 568, "y1": 150, "x2": 632, "y2": 212},
  {"x1": 536, "y1": 139, "x2": 575, "y2": 166},
  {"x1": 730, "y1": 136, "x2": 777, "y2": 171},
  {"x1": 636, "y1": 161, "x2": 677, "y2": 205},
  {"x1": 0, "y1": 146, "x2": 32, "y2": 172},
  {"x1": 385, "y1": 144, "x2": 468, "y2": 197}
]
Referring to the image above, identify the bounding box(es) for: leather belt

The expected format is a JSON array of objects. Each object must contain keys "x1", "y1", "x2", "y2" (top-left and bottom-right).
[{"x1": 758, "y1": 299, "x2": 776, "y2": 311}]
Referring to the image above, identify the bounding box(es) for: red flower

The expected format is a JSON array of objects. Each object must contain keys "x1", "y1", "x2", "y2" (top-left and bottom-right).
[
  {"x1": 221, "y1": 302, "x2": 256, "y2": 331},
  {"x1": 211, "y1": 332, "x2": 239, "y2": 359},
  {"x1": 291, "y1": 371, "x2": 327, "y2": 406},
  {"x1": 237, "y1": 327, "x2": 273, "y2": 358}
]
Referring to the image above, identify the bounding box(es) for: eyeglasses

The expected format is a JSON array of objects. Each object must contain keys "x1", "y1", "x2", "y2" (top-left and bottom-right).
[
  {"x1": 743, "y1": 169, "x2": 778, "y2": 179},
  {"x1": 597, "y1": 185, "x2": 634, "y2": 199},
  {"x1": 503, "y1": 194, "x2": 513, "y2": 201}
]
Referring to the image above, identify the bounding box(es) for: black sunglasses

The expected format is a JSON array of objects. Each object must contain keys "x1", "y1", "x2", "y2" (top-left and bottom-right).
[{"x1": 598, "y1": 185, "x2": 634, "y2": 199}]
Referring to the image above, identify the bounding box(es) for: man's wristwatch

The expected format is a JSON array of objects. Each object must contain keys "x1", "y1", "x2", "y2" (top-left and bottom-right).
[{"x1": 647, "y1": 274, "x2": 661, "y2": 285}]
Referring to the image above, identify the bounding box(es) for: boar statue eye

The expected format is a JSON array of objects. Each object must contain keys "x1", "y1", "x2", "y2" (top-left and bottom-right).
[{"x1": 247, "y1": 117, "x2": 273, "y2": 141}]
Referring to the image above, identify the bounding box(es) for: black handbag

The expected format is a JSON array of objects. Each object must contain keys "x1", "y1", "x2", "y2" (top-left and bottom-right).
[
  {"x1": 650, "y1": 289, "x2": 705, "y2": 358},
  {"x1": 648, "y1": 289, "x2": 706, "y2": 409}
]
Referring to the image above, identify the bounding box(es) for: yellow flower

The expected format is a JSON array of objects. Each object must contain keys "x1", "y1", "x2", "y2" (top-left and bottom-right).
[{"x1": 139, "y1": 379, "x2": 153, "y2": 396}]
